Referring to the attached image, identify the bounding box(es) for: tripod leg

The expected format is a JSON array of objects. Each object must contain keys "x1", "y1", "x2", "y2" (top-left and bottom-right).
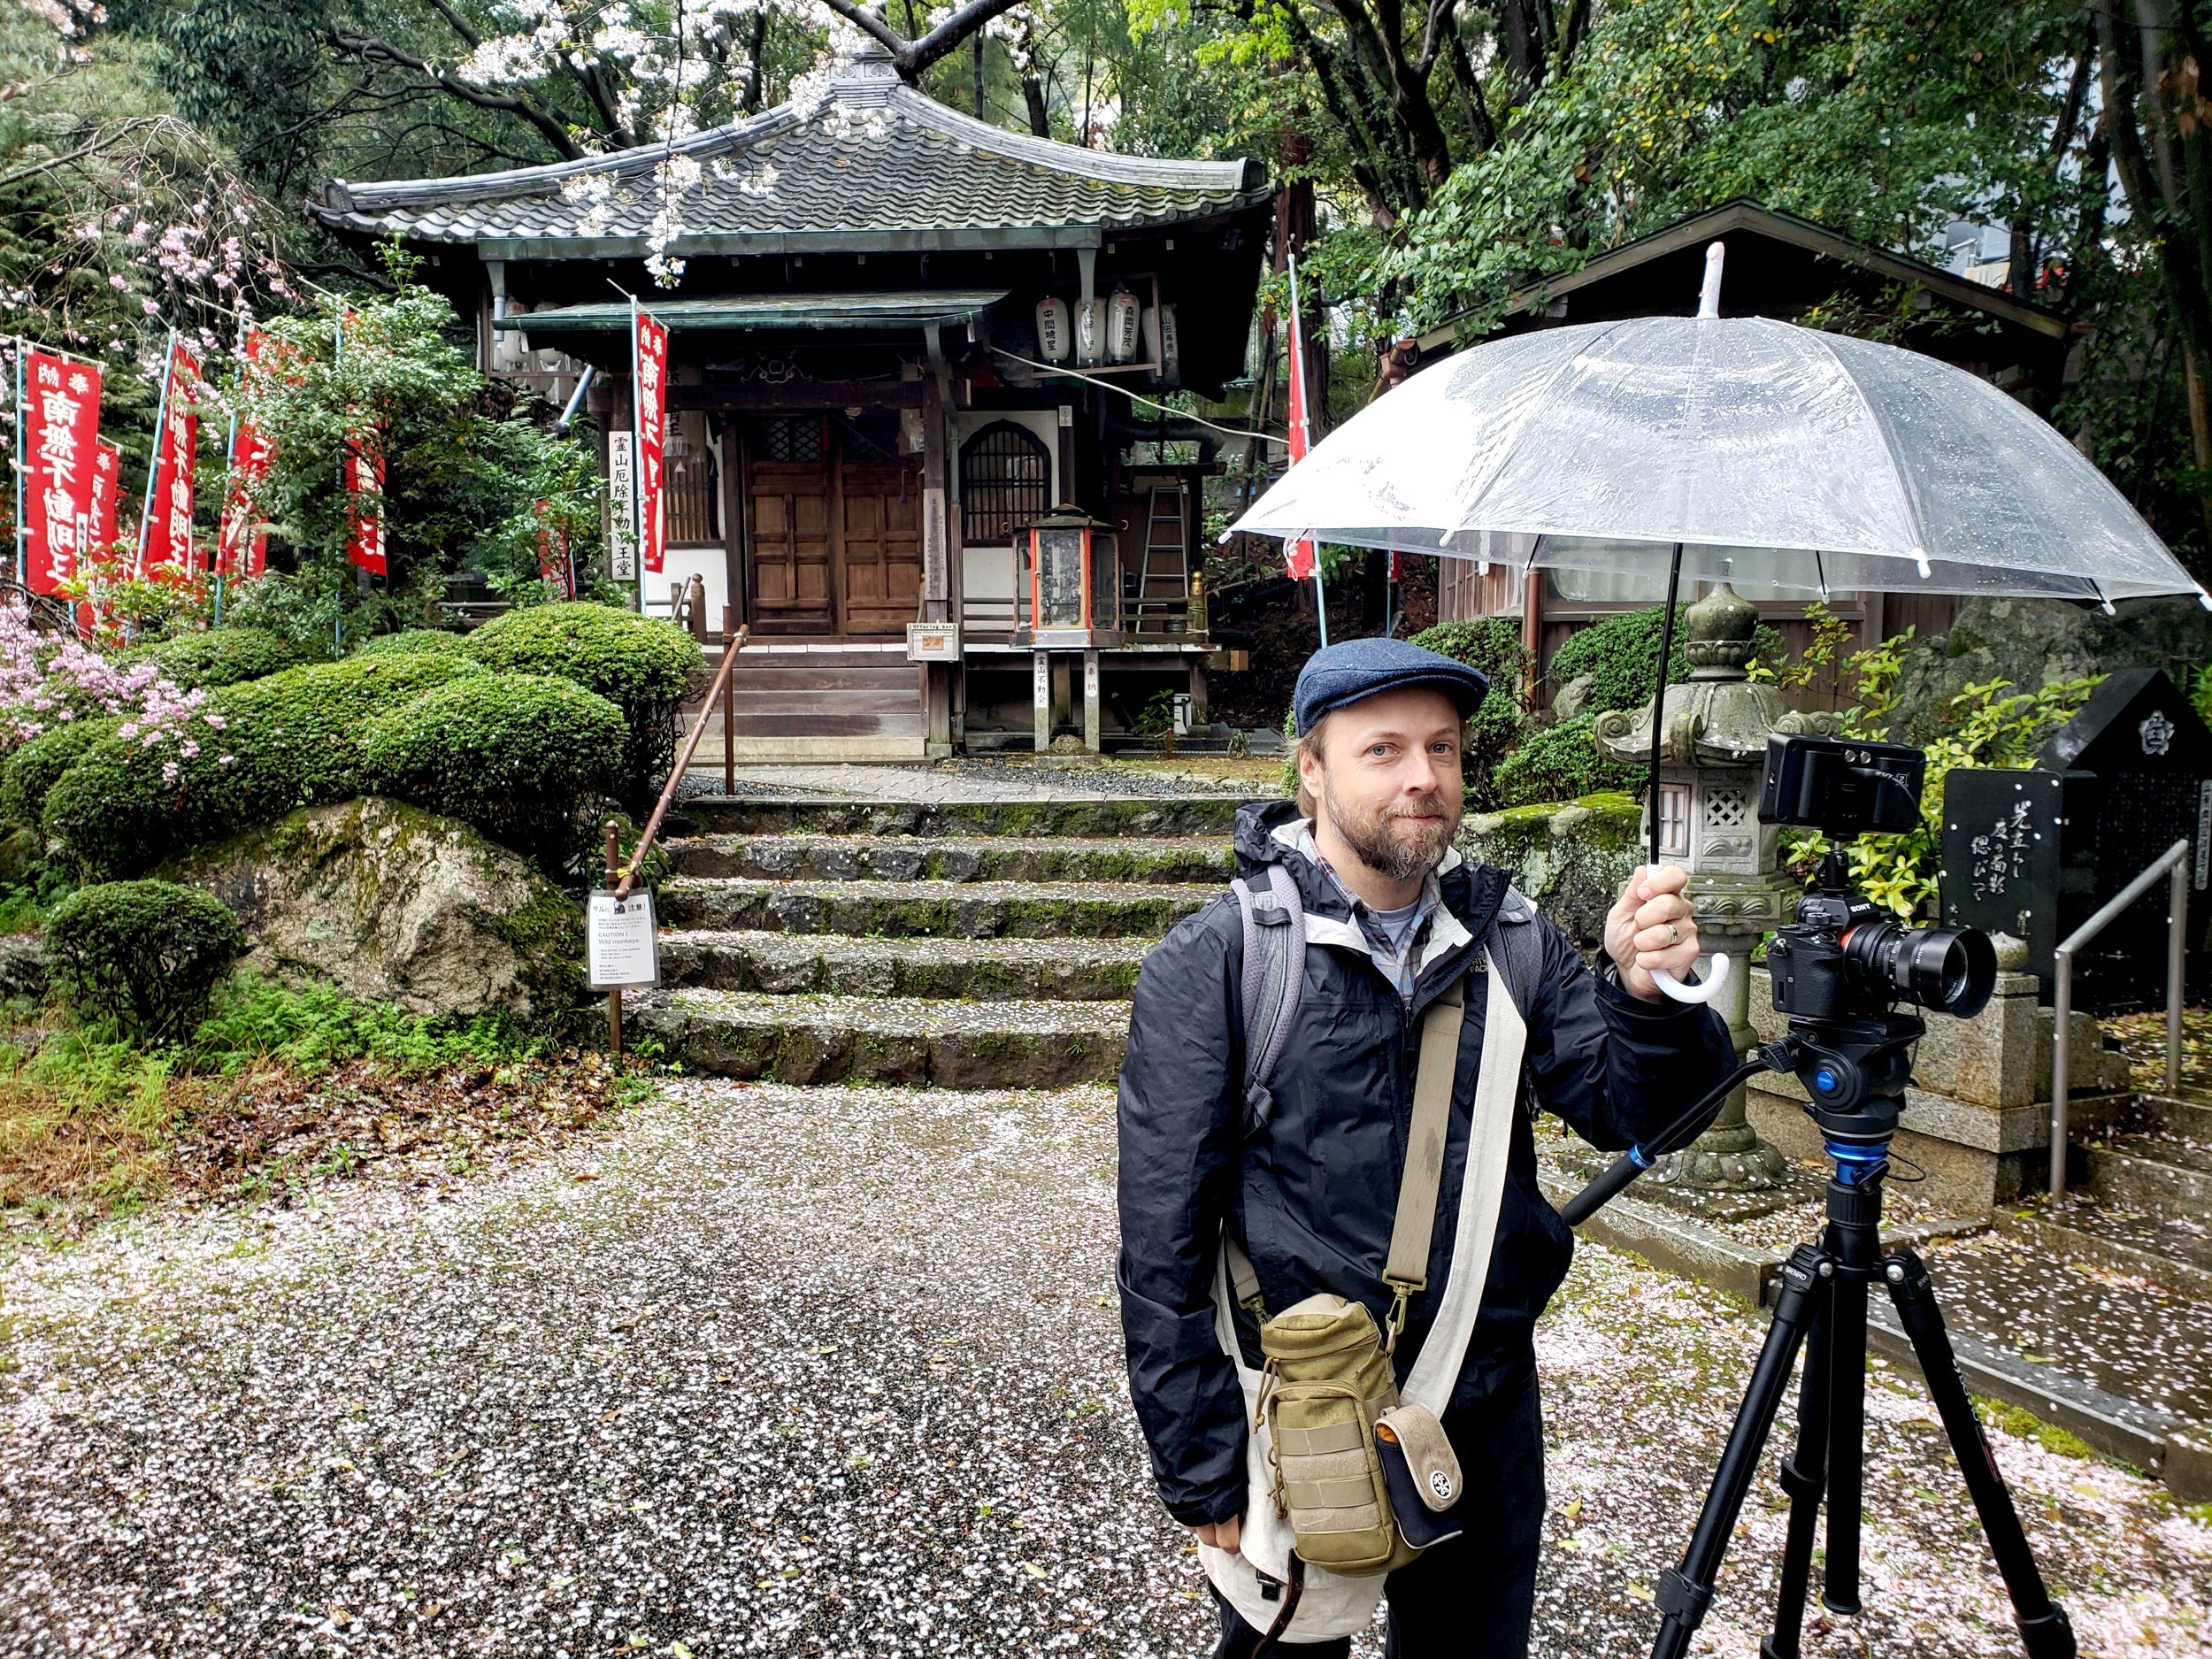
[
  {"x1": 1820, "y1": 1251, "x2": 1869, "y2": 1615},
  {"x1": 1649, "y1": 1245, "x2": 1827, "y2": 1659},
  {"x1": 1882, "y1": 1249, "x2": 2077, "y2": 1659},
  {"x1": 1759, "y1": 1254, "x2": 1834, "y2": 1659}
]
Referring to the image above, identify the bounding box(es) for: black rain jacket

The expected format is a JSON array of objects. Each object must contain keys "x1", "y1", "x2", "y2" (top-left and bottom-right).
[{"x1": 1116, "y1": 800, "x2": 1736, "y2": 1526}]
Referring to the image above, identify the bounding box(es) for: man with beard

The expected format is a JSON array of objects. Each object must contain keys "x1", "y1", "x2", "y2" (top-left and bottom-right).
[{"x1": 1118, "y1": 638, "x2": 1734, "y2": 1658}]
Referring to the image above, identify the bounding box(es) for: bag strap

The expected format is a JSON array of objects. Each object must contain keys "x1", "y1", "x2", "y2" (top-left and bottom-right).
[
  {"x1": 1231, "y1": 862, "x2": 1305, "y2": 1132},
  {"x1": 1490, "y1": 886, "x2": 1542, "y2": 1025},
  {"x1": 1379, "y1": 971, "x2": 1469, "y2": 1350}
]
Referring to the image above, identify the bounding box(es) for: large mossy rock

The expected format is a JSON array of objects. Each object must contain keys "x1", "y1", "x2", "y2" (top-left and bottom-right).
[
  {"x1": 168, "y1": 796, "x2": 585, "y2": 1021},
  {"x1": 1459, "y1": 791, "x2": 1641, "y2": 950},
  {"x1": 1889, "y1": 595, "x2": 2212, "y2": 744}
]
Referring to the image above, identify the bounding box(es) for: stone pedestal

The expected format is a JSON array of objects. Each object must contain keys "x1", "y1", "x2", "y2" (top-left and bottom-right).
[{"x1": 1743, "y1": 965, "x2": 2132, "y2": 1213}]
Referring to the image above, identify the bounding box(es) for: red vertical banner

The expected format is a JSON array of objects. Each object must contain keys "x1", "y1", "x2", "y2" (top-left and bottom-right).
[
  {"x1": 344, "y1": 431, "x2": 387, "y2": 577},
  {"x1": 90, "y1": 439, "x2": 121, "y2": 553},
  {"x1": 1281, "y1": 270, "x2": 1317, "y2": 584},
  {"x1": 20, "y1": 349, "x2": 102, "y2": 595},
  {"x1": 535, "y1": 498, "x2": 573, "y2": 596},
  {"x1": 138, "y1": 342, "x2": 200, "y2": 580},
  {"x1": 633, "y1": 309, "x2": 669, "y2": 577},
  {"x1": 218, "y1": 330, "x2": 274, "y2": 580}
]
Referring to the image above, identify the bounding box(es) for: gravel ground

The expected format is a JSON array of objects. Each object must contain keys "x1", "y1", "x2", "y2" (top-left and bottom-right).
[{"x1": 1, "y1": 1081, "x2": 2206, "y2": 1658}]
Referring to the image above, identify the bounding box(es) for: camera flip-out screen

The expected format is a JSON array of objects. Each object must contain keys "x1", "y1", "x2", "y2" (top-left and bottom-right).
[{"x1": 1758, "y1": 734, "x2": 1925, "y2": 837}]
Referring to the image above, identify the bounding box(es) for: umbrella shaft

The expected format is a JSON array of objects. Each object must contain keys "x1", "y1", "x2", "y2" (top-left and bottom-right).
[{"x1": 1649, "y1": 542, "x2": 1685, "y2": 872}]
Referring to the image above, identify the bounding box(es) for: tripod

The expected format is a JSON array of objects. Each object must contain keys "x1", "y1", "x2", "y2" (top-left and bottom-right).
[{"x1": 1565, "y1": 1005, "x2": 2075, "y2": 1658}]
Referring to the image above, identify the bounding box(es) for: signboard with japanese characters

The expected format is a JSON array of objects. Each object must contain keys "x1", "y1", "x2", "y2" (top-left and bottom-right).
[
  {"x1": 1942, "y1": 669, "x2": 2212, "y2": 1011},
  {"x1": 19, "y1": 349, "x2": 102, "y2": 595},
  {"x1": 586, "y1": 889, "x2": 660, "y2": 989},
  {"x1": 344, "y1": 434, "x2": 387, "y2": 576},
  {"x1": 218, "y1": 330, "x2": 275, "y2": 580},
  {"x1": 606, "y1": 437, "x2": 638, "y2": 580}
]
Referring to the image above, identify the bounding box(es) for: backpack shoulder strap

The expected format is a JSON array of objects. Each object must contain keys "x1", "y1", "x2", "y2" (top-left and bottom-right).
[
  {"x1": 1487, "y1": 883, "x2": 1543, "y2": 1026},
  {"x1": 1230, "y1": 860, "x2": 1305, "y2": 1132}
]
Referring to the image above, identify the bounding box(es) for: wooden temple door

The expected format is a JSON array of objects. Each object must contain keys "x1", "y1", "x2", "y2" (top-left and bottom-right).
[
  {"x1": 837, "y1": 458, "x2": 924, "y2": 635},
  {"x1": 744, "y1": 418, "x2": 833, "y2": 634}
]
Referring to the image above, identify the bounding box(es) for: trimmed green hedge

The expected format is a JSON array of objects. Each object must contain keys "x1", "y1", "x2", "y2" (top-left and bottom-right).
[
  {"x1": 1491, "y1": 714, "x2": 1645, "y2": 808},
  {"x1": 44, "y1": 879, "x2": 245, "y2": 1041},
  {"x1": 461, "y1": 602, "x2": 703, "y2": 809},
  {"x1": 1, "y1": 718, "x2": 114, "y2": 833},
  {"x1": 364, "y1": 672, "x2": 625, "y2": 871},
  {"x1": 138, "y1": 627, "x2": 306, "y2": 690},
  {"x1": 42, "y1": 655, "x2": 483, "y2": 878},
  {"x1": 1549, "y1": 603, "x2": 1786, "y2": 713},
  {"x1": 353, "y1": 628, "x2": 470, "y2": 659}
]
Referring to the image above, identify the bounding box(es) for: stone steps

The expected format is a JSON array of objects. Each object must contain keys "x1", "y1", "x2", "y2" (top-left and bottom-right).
[
  {"x1": 2139, "y1": 1090, "x2": 2212, "y2": 1141},
  {"x1": 672, "y1": 795, "x2": 1250, "y2": 839},
  {"x1": 664, "y1": 833, "x2": 1234, "y2": 885},
  {"x1": 659, "y1": 930, "x2": 1145, "y2": 1002},
  {"x1": 1991, "y1": 1205, "x2": 2212, "y2": 1301},
  {"x1": 658, "y1": 876, "x2": 1214, "y2": 940},
  {"x1": 627, "y1": 988, "x2": 1128, "y2": 1087},
  {"x1": 2080, "y1": 1137, "x2": 2212, "y2": 1224}
]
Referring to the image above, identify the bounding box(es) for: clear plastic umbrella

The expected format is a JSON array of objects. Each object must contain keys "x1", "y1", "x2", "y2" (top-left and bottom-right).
[
  {"x1": 1231, "y1": 266, "x2": 2208, "y2": 1003},
  {"x1": 1231, "y1": 311, "x2": 2207, "y2": 609}
]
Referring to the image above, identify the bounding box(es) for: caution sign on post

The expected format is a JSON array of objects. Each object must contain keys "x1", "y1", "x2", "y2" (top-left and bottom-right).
[{"x1": 587, "y1": 889, "x2": 660, "y2": 989}]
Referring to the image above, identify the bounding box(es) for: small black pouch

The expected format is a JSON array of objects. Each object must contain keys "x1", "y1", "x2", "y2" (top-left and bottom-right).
[{"x1": 1375, "y1": 1407, "x2": 1465, "y2": 1551}]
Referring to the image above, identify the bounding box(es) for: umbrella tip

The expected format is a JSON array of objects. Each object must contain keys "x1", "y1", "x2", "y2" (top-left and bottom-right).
[
  {"x1": 1696, "y1": 242, "x2": 1726, "y2": 320},
  {"x1": 1217, "y1": 528, "x2": 1234, "y2": 545},
  {"x1": 2199, "y1": 589, "x2": 2212, "y2": 611}
]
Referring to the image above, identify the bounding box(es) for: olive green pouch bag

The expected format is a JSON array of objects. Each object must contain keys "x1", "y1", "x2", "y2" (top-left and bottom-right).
[{"x1": 1256, "y1": 1294, "x2": 1416, "y2": 1576}]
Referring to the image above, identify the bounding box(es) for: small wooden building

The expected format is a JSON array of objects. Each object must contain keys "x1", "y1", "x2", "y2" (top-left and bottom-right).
[
  {"x1": 1403, "y1": 199, "x2": 2078, "y2": 691},
  {"x1": 311, "y1": 42, "x2": 1271, "y2": 758}
]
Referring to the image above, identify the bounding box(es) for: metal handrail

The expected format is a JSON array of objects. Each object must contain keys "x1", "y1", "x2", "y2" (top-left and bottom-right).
[
  {"x1": 2049, "y1": 837, "x2": 2190, "y2": 1201},
  {"x1": 611, "y1": 624, "x2": 749, "y2": 902}
]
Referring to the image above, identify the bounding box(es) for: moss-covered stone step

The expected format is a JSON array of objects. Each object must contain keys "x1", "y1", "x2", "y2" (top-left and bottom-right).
[
  {"x1": 626, "y1": 988, "x2": 1130, "y2": 1087},
  {"x1": 664, "y1": 833, "x2": 1234, "y2": 885},
  {"x1": 659, "y1": 929, "x2": 1148, "y2": 1001},
  {"x1": 673, "y1": 795, "x2": 1253, "y2": 840},
  {"x1": 657, "y1": 876, "x2": 1215, "y2": 939}
]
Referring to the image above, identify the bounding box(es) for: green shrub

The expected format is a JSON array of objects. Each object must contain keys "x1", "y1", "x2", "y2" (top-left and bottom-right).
[
  {"x1": 1491, "y1": 714, "x2": 1645, "y2": 808},
  {"x1": 1548, "y1": 606, "x2": 1690, "y2": 713},
  {"x1": 462, "y1": 602, "x2": 704, "y2": 809},
  {"x1": 187, "y1": 971, "x2": 549, "y2": 1074},
  {"x1": 1, "y1": 718, "x2": 114, "y2": 832},
  {"x1": 363, "y1": 672, "x2": 625, "y2": 870},
  {"x1": 1548, "y1": 603, "x2": 1785, "y2": 713},
  {"x1": 353, "y1": 628, "x2": 469, "y2": 659},
  {"x1": 44, "y1": 879, "x2": 245, "y2": 1041},
  {"x1": 140, "y1": 627, "x2": 304, "y2": 690},
  {"x1": 1410, "y1": 618, "x2": 1535, "y2": 810},
  {"x1": 42, "y1": 654, "x2": 483, "y2": 878}
]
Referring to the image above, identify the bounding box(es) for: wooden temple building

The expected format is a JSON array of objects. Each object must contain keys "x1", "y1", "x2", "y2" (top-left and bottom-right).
[{"x1": 312, "y1": 42, "x2": 1271, "y2": 758}]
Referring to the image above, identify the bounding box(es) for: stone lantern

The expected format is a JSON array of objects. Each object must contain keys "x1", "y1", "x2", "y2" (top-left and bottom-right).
[{"x1": 1593, "y1": 584, "x2": 1838, "y2": 1190}]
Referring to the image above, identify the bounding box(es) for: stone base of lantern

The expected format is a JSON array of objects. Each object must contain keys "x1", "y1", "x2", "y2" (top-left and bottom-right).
[{"x1": 1647, "y1": 1123, "x2": 1791, "y2": 1191}]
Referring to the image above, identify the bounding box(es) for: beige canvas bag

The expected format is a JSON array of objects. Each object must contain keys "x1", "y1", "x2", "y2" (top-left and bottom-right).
[{"x1": 1199, "y1": 949, "x2": 1529, "y2": 1642}]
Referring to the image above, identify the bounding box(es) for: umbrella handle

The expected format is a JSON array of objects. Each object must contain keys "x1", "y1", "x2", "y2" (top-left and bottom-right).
[{"x1": 1651, "y1": 954, "x2": 1730, "y2": 1006}]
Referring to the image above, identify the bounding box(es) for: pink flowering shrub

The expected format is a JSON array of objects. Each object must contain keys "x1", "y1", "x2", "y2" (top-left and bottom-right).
[{"x1": 0, "y1": 603, "x2": 234, "y2": 782}]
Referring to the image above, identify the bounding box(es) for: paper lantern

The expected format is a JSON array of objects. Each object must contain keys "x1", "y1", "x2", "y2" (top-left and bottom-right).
[
  {"x1": 1157, "y1": 303, "x2": 1181, "y2": 384},
  {"x1": 1107, "y1": 287, "x2": 1142, "y2": 363},
  {"x1": 1034, "y1": 296, "x2": 1071, "y2": 364},
  {"x1": 1075, "y1": 298, "x2": 1104, "y2": 367}
]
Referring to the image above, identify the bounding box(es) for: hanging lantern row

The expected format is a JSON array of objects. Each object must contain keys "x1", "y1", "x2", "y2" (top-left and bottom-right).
[{"x1": 1033, "y1": 288, "x2": 1179, "y2": 380}]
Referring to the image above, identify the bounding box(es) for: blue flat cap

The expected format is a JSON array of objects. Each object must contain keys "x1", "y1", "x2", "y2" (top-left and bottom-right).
[{"x1": 1294, "y1": 638, "x2": 1489, "y2": 735}]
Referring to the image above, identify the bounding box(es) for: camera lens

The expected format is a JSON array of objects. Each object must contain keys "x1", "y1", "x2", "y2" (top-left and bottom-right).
[{"x1": 1843, "y1": 921, "x2": 1997, "y2": 1018}]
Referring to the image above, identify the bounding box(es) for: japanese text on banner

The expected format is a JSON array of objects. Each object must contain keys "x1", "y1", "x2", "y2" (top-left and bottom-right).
[
  {"x1": 634, "y1": 311, "x2": 668, "y2": 577},
  {"x1": 20, "y1": 349, "x2": 102, "y2": 595},
  {"x1": 138, "y1": 342, "x2": 199, "y2": 580},
  {"x1": 218, "y1": 330, "x2": 275, "y2": 580},
  {"x1": 345, "y1": 433, "x2": 387, "y2": 576}
]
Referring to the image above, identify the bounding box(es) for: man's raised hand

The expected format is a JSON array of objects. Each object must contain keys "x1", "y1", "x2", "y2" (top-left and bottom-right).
[{"x1": 1606, "y1": 864, "x2": 1701, "y2": 1002}]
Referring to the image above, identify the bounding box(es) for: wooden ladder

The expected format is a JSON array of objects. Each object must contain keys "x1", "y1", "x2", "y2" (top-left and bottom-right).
[{"x1": 1133, "y1": 483, "x2": 1189, "y2": 631}]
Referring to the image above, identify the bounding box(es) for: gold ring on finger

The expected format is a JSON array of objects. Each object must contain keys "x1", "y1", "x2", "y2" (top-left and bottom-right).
[{"x1": 1665, "y1": 921, "x2": 1681, "y2": 947}]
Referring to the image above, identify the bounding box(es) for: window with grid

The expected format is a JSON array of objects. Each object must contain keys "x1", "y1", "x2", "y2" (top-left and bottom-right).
[
  {"x1": 960, "y1": 422, "x2": 1050, "y2": 545},
  {"x1": 750, "y1": 416, "x2": 826, "y2": 463}
]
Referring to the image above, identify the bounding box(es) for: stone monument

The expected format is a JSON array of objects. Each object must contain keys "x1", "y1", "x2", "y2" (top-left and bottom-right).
[{"x1": 1593, "y1": 584, "x2": 1833, "y2": 1189}]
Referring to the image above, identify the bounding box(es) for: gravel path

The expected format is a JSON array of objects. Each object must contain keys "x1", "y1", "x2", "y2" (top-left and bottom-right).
[{"x1": 2, "y1": 1081, "x2": 2206, "y2": 1658}]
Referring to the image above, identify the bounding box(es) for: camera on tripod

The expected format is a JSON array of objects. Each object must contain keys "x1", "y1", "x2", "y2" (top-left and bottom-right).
[{"x1": 1756, "y1": 734, "x2": 1997, "y2": 1148}]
